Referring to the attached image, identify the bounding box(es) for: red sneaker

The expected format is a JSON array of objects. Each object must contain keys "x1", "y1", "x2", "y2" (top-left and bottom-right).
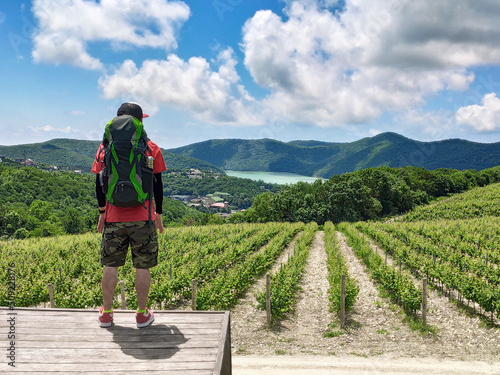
[
  {"x1": 98, "y1": 307, "x2": 113, "y2": 328},
  {"x1": 136, "y1": 308, "x2": 154, "y2": 328}
]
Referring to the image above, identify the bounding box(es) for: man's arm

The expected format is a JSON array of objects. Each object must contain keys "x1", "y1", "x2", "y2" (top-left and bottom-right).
[
  {"x1": 153, "y1": 173, "x2": 163, "y2": 214},
  {"x1": 153, "y1": 172, "x2": 163, "y2": 233},
  {"x1": 96, "y1": 174, "x2": 106, "y2": 233},
  {"x1": 96, "y1": 174, "x2": 106, "y2": 207}
]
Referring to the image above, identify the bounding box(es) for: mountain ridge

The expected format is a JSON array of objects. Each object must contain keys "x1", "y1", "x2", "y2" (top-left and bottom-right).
[
  {"x1": 0, "y1": 139, "x2": 224, "y2": 173},
  {"x1": 167, "y1": 132, "x2": 500, "y2": 178},
  {"x1": 1, "y1": 132, "x2": 499, "y2": 178}
]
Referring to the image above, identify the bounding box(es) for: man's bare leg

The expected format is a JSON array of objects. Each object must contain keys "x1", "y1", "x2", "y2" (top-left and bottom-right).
[
  {"x1": 136, "y1": 268, "x2": 151, "y2": 311},
  {"x1": 102, "y1": 266, "x2": 118, "y2": 311}
]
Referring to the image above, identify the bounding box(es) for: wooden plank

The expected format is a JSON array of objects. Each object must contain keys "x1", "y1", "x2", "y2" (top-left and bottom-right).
[
  {"x1": 14, "y1": 339, "x2": 219, "y2": 349},
  {"x1": 4, "y1": 309, "x2": 226, "y2": 317},
  {"x1": 1, "y1": 334, "x2": 215, "y2": 343},
  {"x1": 6, "y1": 317, "x2": 224, "y2": 325},
  {"x1": 2, "y1": 323, "x2": 222, "y2": 331},
  {"x1": 0, "y1": 311, "x2": 224, "y2": 322},
  {"x1": 5, "y1": 360, "x2": 216, "y2": 373},
  {"x1": 16, "y1": 348, "x2": 218, "y2": 362},
  {"x1": 0, "y1": 308, "x2": 230, "y2": 375},
  {"x1": 213, "y1": 311, "x2": 232, "y2": 375},
  {"x1": 4, "y1": 313, "x2": 223, "y2": 322},
  {"x1": 8, "y1": 369, "x2": 213, "y2": 375},
  {"x1": 6, "y1": 372, "x2": 213, "y2": 374},
  {"x1": 2, "y1": 328, "x2": 221, "y2": 337},
  {"x1": 5, "y1": 361, "x2": 215, "y2": 373}
]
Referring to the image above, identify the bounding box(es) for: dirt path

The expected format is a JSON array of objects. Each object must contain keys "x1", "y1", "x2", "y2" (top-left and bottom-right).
[
  {"x1": 333, "y1": 231, "x2": 425, "y2": 358},
  {"x1": 291, "y1": 231, "x2": 334, "y2": 347},
  {"x1": 230, "y1": 232, "x2": 302, "y2": 354},
  {"x1": 232, "y1": 355, "x2": 500, "y2": 375},
  {"x1": 231, "y1": 231, "x2": 338, "y2": 355}
]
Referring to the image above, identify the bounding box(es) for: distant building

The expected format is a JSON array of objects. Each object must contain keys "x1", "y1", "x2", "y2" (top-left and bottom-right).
[
  {"x1": 210, "y1": 201, "x2": 230, "y2": 210},
  {"x1": 171, "y1": 195, "x2": 197, "y2": 203},
  {"x1": 23, "y1": 159, "x2": 37, "y2": 167},
  {"x1": 187, "y1": 169, "x2": 204, "y2": 179},
  {"x1": 202, "y1": 196, "x2": 217, "y2": 208}
]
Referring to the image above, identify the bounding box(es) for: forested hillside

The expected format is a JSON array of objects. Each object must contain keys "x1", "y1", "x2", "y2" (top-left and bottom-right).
[
  {"x1": 0, "y1": 138, "x2": 223, "y2": 173},
  {"x1": 0, "y1": 164, "x2": 208, "y2": 239},
  {"x1": 231, "y1": 165, "x2": 500, "y2": 224},
  {"x1": 0, "y1": 164, "x2": 96, "y2": 238},
  {"x1": 2, "y1": 161, "x2": 500, "y2": 239},
  {"x1": 168, "y1": 133, "x2": 500, "y2": 177}
]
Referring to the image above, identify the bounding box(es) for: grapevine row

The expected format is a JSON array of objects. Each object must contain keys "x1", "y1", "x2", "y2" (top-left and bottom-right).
[
  {"x1": 324, "y1": 221, "x2": 359, "y2": 316},
  {"x1": 356, "y1": 221, "x2": 500, "y2": 318},
  {"x1": 147, "y1": 223, "x2": 289, "y2": 308},
  {"x1": 196, "y1": 222, "x2": 305, "y2": 310},
  {"x1": 337, "y1": 222, "x2": 422, "y2": 314},
  {"x1": 256, "y1": 222, "x2": 318, "y2": 321},
  {"x1": 0, "y1": 223, "x2": 298, "y2": 309}
]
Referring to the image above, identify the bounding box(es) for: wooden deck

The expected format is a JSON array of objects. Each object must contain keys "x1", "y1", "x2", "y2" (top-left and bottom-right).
[{"x1": 0, "y1": 307, "x2": 231, "y2": 374}]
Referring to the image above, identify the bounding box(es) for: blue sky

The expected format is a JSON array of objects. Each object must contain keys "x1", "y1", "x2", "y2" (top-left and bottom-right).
[{"x1": 1, "y1": 0, "x2": 500, "y2": 149}]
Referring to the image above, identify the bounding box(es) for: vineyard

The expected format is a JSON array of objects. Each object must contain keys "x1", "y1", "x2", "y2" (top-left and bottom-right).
[{"x1": 1, "y1": 183, "x2": 500, "y2": 355}]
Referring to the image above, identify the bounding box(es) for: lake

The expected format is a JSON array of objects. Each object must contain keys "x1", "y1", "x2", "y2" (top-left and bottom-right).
[{"x1": 225, "y1": 170, "x2": 325, "y2": 185}]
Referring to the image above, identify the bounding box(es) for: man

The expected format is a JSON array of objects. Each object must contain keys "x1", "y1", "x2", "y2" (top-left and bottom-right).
[{"x1": 91, "y1": 102, "x2": 166, "y2": 328}]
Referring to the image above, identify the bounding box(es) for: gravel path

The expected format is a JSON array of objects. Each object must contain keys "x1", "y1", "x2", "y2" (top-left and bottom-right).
[
  {"x1": 230, "y1": 232, "x2": 302, "y2": 354},
  {"x1": 333, "y1": 231, "x2": 424, "y2": 358},
  {"x1": 233, "y1": 355, "x2": 500, "y2": 375}
]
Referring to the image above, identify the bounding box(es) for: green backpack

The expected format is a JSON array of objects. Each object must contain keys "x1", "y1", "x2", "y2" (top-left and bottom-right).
[{"x1": 99, "y1": 115, "x2": 154, "y2": 209}]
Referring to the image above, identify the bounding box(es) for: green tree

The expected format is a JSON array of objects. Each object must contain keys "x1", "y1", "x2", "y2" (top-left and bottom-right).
[
  {"x1": 2, "y1": 210, "x2": 26, "y2": 237},
  {"x1": 62, "y1": 208, "x2": 85, "y2": 234},
  {"x1": 251, "y1": 192, "x2": 275, "y2": 222}
]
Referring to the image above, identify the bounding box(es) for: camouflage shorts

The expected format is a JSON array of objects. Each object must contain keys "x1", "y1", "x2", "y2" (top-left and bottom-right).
[{"x1": 101, "y1": 221, "x2": 158, "y2": 269}]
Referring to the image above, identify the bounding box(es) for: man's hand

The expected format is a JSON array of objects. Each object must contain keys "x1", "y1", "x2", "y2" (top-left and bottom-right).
[
  {"x1": 97, "y1": 209, "x2": 106, "y2": 233},
  {"x1": 155, "y1": 213, "x2": 164, "y2": 233}
]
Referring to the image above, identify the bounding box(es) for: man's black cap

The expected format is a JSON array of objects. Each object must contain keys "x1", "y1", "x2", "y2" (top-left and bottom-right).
[{"x1": 117, "y1": 102, "x2": 149, "y2": 120}]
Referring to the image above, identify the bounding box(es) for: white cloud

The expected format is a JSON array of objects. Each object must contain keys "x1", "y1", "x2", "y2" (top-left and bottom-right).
[
  {"x1": 456, "y1": 93, "x2": 500, "y2": 132},
  {"x1": 28, "y1": 125, "x2": 72, "y2": 133},
  {"x1": 32, "y1": 0, "x2": 190, "y2": 70},
  {"x1": 30, "y1": 0, "x2": 500, "y2": 132},
  {"x1": 98, "y1": 48, "x2": 262, "y2": 125},
  {"x1": 71, "y1": 110, "x2": 86, "y2": 116},
  {"x1": 396, "y1": 108, "x2": 457, "y2": 139},
  {"x1": 241, "y1": 0, "x2": 500, "y2": 126}
]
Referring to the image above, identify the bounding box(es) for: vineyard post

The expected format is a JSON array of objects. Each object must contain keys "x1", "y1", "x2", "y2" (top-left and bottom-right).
[
  {"x1": 422, "y1": 278, "x2": 427, "y2": 326},
  {"x1": 266, "y1": 273, "x2": 271, "y2": 328},
  {"x1": 48, "y1": 283, "x2": 55, "y2": 308},
  {"x1": 191, "y1": 279, "x2": 197, "y2": 310},
  {"x1": 120, "y1": 280, "x2": 126, "y2": 309},
  {"x1": 340, "y1": 274, "x2": 346, "y2": 329}
]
